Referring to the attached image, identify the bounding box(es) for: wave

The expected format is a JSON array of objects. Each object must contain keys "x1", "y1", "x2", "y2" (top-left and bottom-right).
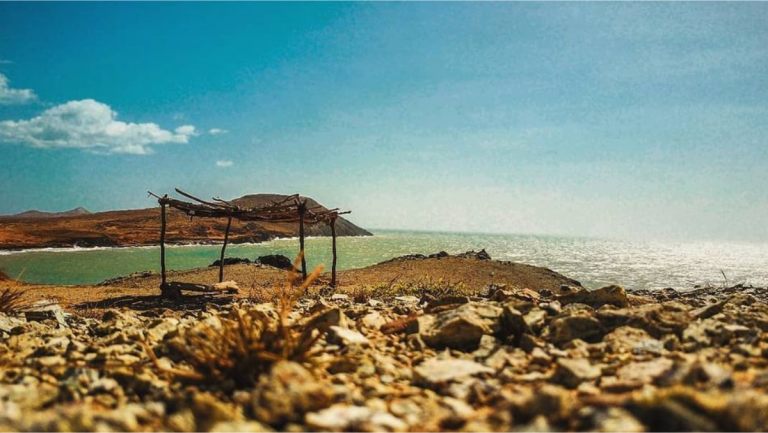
[{"x1": 0, "y1": 234, "x2": 382, "y2": 256}]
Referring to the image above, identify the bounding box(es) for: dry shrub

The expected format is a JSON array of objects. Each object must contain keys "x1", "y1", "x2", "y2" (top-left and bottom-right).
[
  {"x1": 144, "y1": 253, "x2": 330, "y2": 388},
  {"x1": 0, "y1": 288, "x2": 30, "y2": 314}
]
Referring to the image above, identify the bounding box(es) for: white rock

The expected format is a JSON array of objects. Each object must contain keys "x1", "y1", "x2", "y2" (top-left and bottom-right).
[
  {"x1": 328, "y1": 326, "x2": 370, "y2": 346},
  {"x1": 306, "y1": 404, "x2": 407, "y2": 432},
  {"x1": 209, "y1": 421, "x2": 272, "y2": 432},
  {"x1": 413, "y1": 358, "x2": 493, "y2": 386}
]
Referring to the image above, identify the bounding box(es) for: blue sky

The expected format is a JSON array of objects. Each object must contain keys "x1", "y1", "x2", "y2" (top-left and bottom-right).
[{"x1": 1, "y1": 2, "x2": 767, "y2": 242}]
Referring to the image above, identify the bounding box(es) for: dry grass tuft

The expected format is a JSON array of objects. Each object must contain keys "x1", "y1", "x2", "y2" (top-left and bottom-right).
[
  {"x1": 0, "y1": 269, "x2": 10, "y2": 282},
  {"x1": 143, "y1": 252, "x2": 329, "y2": 388},
  {"x1": 0, "y1": 288, "x2": 30, "y2": 314}
]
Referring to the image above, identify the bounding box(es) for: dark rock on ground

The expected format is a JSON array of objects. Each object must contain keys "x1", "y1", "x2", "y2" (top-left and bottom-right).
[
  {"x1": 256, "y1": 254, "x2": 293, "y2": 270},
  {"x1": 209, "y1": 257, "x2": 254, "y2": 267}
]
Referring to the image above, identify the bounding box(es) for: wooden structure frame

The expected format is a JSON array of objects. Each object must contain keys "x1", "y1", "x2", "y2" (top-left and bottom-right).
[{"x1": 148, "y1": 189, "x2": 350, "y2": 298}]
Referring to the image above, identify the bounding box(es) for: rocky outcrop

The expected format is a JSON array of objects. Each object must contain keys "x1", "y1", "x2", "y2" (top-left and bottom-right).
[{"x1": 1, "y1": 283, "x2": 767, "y2": 431}]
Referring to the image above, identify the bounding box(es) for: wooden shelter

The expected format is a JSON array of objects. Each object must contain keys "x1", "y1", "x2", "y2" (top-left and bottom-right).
[{"x1": 148, "y1": 189, "x2": 350, "y2": 298}]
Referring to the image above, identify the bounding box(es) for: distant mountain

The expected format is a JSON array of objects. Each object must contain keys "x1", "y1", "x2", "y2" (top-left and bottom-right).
[
  {"x1": 0, "y1": 195, "x2": 371, "y2": 250},
  {"x1": 6, "y1": 207, "x2": 91, "y2": 219}
]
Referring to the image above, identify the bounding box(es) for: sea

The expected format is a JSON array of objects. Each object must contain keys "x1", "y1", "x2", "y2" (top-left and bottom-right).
[{"x1": 1, "y1": 230, "x2": 767, "y2": 290}]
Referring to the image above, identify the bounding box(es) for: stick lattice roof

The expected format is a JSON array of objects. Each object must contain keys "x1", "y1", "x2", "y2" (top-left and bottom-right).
[{"x1": 148, "y1": 189, "x2": 349, "y2": 224}]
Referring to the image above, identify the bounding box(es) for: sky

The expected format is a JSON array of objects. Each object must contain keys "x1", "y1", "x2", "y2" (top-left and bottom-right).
[{"x1": 1, "y1": 2, "x2": 767, "y2": 242}]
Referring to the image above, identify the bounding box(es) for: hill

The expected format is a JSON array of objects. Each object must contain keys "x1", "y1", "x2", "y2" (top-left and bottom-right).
[
  {"x1": 6, "y1": 207, "x2": 91, "y2": 219},
  {"x1": 0, "y1": 194, "x2": 371, "y2": 250}
]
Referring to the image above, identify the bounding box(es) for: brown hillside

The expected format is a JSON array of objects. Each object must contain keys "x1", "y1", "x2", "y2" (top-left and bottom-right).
[{"x1": 0, "y1": 194, "x2": 371, "y2": 250}]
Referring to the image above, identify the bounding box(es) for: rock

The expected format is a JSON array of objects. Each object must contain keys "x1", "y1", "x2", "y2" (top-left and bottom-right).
[
  {"x1": 414, "y1": 358, "x2": 494, "y2": 388},
  {"x1": 306, "y1": 404, "x2": 407, "y2": 432},
  {"x1": 330, "y1": 293, "x2": 349, "y2": 302},
  {"x1": 683, "y1": 361, "x2": 734, "y2": 388},
  {"x1": 515, "y1": 415, "x2": 553, "y2": 432},
  {"x1": 530, "y1": 347, "x2": 552, "y2": 366},
  {"x1": 588, "y1": 407, "x2": 645, "y2": 432},
  {"x1": 251, "y1": 361, "x2": 333, "y2": 426},
  {"x1": 544, "y1": 311, "x2": 605, "y2": 345},
  {"x1": 500, "y1": 306, "x2": 532, "y2": 341},
  {"x1": 257, "y1": 254, "x2": 294, "y2": 270},
  {"x1": 596, "y1": 302, "x2": 691, "y2": 338},
  {"x1": 0, "y1": 312, "x2": 25, "y2": 335},
  {"x1": 209, "y1": 257, "x2": 253, "y2": 267},
  {"x1": 552, "y1": 358, "x2": 601, "y2": 388},
  {"x1": 146, "y1": 318, "x2": 180, "y2": 342},
  {"x1": 24, "y1": 302, "x2": 69, "y2": 328},
  {"x1": 360, "y1": 311, "x2": 387, "y2": 330},
  {"x1": 616, "y1": 358, "x2": 674, "y2": 385},
  {"x1": 209, "y1": 421, "x2": 272, "y2": 432},
  {"x1": 328, "y1": 326, "x2": 370, "y2": 346},
  {"x1": 522, "y1": 384, "x2": 576, "y2": 423},
  {"x1": 558, "y1": 285, "x2": 630, "y2": 309},
  {"x1": 419, "y1": 302, "x2": 502, "y2": 350},
  {"x1": 603, "y1": 326, "x2": 664, "y2": 356},
  {"x1": 690, "y1": 301, "x2": 726, "y2": 319}
]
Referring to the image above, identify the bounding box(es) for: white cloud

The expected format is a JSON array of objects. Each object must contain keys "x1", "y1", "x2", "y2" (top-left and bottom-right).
[
  {"x1": 216, "y1": 160, "x2": 233, "y2": 168},
  {"x1": 0, "y1": 99, "x2": 195, "y2": 155},
  {"x1": 174, "y1": 125, "x2": 197, "y2": 136},
  {"x1": 0, "y1": 60, "x2": 13, "y2": 65},
  {"x1": 208, "y1": 128, "x2": 228, "y2": 135},
  {"x1": 0, "y1": 72, "x2": 36, "y2": 105}
]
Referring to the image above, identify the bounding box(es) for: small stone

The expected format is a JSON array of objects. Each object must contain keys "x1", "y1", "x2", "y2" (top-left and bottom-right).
[
  {"x1": 516, "y1": 415, "x2": 553, "y2": 432},
  {"x1": 360, "y1": 311, "x2": 386, "y2": 330},
  {"x1": 545, "y1": 311, "x2": 605, "y2": 345},
  {"x1": 36, "y1": 355, "x2": 66, "y2": 368},
  {"x1": 328, "y1": 326, "x2": 370, "y2": 346},
  {"x1": 306, "y1": 404, "x2": 407, "y2": 432},
  {"x1": 604, "y1": 326, "x2": 663, "y2": 356},
  {"x1": 209, "y1": 421, "x2": 272, "y2": 432},
  {"x1": 414, "y1": 358, "x2": 494, "y2": 388},
  {"x1": 420, "y1": 303, "x2": 502, "y2": 350},
  {"x1": 251, "y1": 361, "x2": 333, "y2": 425},
  {"x1": 616, "y1": 358, "x2": 674, "y2": 385},
  {"x1": 530, "y1": 347, "x2": 552, "y2": 366},
  {"x1": 590, "y1": 407, "x2": 645, "y2": 432},
  {"x1": 552, "y1": 358, "x2": 601, "y2": 388}
]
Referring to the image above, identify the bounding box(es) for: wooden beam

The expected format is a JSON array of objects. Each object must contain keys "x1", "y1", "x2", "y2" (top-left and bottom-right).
[
  {"x1": 161, "y1": 281, "x2": 238, "y2": 294},
  {"x1": 159, "y1": 198, "x2": 167, "y2": 288},
  {"x1": 330, "y1": 216, "x2": 338, "y2": 288},
  {"x1": 298, "y1": 200, "x2": 307, "y2": 280},
  {"x1": 218, "y1": 216, "x2": 233, "y2": 283}
]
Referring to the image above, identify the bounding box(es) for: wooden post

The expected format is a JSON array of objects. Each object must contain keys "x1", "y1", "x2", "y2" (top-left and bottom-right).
[
  {"x1": 218, "y1": 216, "x2": 233, "y2": 283},
  {"x1": 298, "y1": 201, "x2": 307, "y2": 280},
  {"x1": 159, "y1": 197, "x2": 168, "y2": 288},
  {"x1": 330, "y1": 216, "x2": 337, "y2": 288}
]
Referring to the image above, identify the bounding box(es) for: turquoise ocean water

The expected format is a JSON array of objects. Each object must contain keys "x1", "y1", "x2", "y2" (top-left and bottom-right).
[{"x1": 1, "y1": 230, "x2": 767, "y2": 290}]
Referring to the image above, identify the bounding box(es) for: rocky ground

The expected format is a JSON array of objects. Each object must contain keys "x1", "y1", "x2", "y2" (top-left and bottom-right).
[{"x1": 2, "y1": 259, "x2": 768, "y2": 431}]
